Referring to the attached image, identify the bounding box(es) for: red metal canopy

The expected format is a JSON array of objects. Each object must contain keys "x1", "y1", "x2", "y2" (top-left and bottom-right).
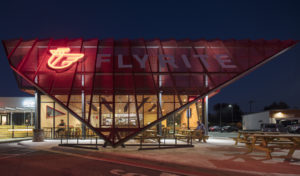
[{"x1": 2, "y1": 38, "x2": 298, "y2": 147}]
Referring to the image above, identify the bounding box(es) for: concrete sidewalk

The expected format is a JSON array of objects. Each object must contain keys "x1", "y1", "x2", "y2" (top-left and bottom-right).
[
  {"x1": 0, "y1": 137, "x2": 32, "y2": 144},
  {"x1": 19, "y1": 137, "x2": 300, "y2": 176}
]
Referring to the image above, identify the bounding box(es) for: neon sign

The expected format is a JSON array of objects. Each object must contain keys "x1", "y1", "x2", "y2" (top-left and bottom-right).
[{"x1": 47, "y1": 48, "x2": 84, "y2": 70}]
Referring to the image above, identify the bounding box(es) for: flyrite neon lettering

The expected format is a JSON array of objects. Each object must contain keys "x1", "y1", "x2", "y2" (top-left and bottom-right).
[
  {"x1": 97, "y1": 54, "x2": 237, "y2": 69},
  {"x1": 47, "y1": 48, "x2": 237, "y2": 70}
]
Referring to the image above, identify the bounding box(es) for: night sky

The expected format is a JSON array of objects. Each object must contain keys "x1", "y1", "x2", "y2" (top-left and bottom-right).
[{"x1": 0, "y1": 0, "x2": 299, "y2": 113}]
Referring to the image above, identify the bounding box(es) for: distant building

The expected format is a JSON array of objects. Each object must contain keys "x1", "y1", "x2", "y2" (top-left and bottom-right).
[
  {"x1": 242, "y1": 109, "x2": 300, "y2": 130},
  {"x1": 0, "y1": 97, "x2": 35, "y2": 126},
  {"x1": 0, "y1": 97, "x2": 35, "y2": 138}
]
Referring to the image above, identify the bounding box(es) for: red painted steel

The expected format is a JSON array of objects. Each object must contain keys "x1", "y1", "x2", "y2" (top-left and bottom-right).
[{"x1": 2, "y1": 38, "x2": 298, "y2": 147}]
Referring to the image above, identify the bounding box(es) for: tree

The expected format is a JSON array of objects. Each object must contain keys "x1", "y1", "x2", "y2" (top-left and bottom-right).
[
  {"x1": 264, "y1": 101, "x2": 289, "y2": 110},
  {"x1": 210, "y1": 103, "x2": 244, "y2": 125}
]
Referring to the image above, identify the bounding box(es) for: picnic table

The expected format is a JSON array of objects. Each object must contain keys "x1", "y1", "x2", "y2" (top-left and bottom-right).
[
  {"x1": 248, "y1": 134, "x2": 300, "y2": 159},
  {"x1": 233, "y1": 131, "x2": 280, "y2": 145},
  {"x1": 175, "y1": 129, "x2": 208, "y2": 143},
  {"x1": 135, "y1": 130, "x2": 160, "y2": 143}
]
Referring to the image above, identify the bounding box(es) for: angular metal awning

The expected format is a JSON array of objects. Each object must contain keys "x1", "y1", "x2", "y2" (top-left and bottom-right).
[{"x1": 2, "y1": 38, "x2": 298, "y2": 147}]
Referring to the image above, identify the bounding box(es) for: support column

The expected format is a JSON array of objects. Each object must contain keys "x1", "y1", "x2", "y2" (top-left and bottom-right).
[
  {"x1": 158, "y1": 91, "x2": 162, "y2": 135},
  {"x1": 187, "y1": 106, "x2": 190, "y2": 129},
  {"x1": 82, "y1": 90, "x2": 86, "y2": 139},
  {"x1": 81, "y1": 61, "x2": 86, "y2": 139},
  {"x1": 33, "y1": 90, "x2": 44, "y2": 142},
  {"x1": 157, "y1": 61, "x2": 162, "y2": 135},
  {"x1": 52, "y1": 102, "x2": 55, "y2": 138},
  {"x1": 204, "y1": 74, "x2": 209, "y2": 135},
  {"x1": 35, "y1": 90, "x2": 41, "y2": 130},
  {"x1": 30, "y1": 110, "x2": 33, "y2": 126},
  {"x1": 204, "y1": 95, "x2": 208, "y2": 135},
  {"x1": 10, "y1": 112, "x2": 13, "y2": 138},
  {"x1": 23, "y1": 111, "x2": 25, "y2": 125}
]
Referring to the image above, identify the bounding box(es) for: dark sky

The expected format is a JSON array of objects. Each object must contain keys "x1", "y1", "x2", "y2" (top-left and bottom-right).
[{"x1": 0, "y1": 0, "x2": 299, "y2": 113}]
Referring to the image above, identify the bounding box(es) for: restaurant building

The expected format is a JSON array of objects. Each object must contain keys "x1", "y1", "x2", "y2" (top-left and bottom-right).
[{"x1": 2, "y1": 38, "x2": 297, "y2": 147}]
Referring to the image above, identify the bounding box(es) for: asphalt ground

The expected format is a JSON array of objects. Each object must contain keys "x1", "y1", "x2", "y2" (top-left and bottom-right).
[
  {"x1": 0, "y1": 143, "x2": 187, "y2": 176},
  {"x1": 0, "y1": 142, "x2": 257, "y2": 176}
]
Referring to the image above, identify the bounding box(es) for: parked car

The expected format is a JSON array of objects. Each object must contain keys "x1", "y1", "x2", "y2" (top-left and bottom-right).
[
  {"x1": 220, "y1": 126, "x2": 239, "y2": 132},
  {"x1": 260, "y1": 123, "x2": 277, "y2": 132},
  {"x1": 260, "y1": 123, "x2": 287, "y2": 132},
  {"x1": 287, "y1": 124, "x2": 300, "y2": 134},
  {"x1": 208, "y1": 125, "x2": 221, "y2": 132}
]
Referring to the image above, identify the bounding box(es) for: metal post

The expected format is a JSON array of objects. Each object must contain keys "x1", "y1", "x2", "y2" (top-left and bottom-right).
[
  {"x1": 158, "y1": 138, "x2": 161, "y2": 149},
  {"x1": 81, "y1": 57, "x2": 86, "y2": 139},
  {"x1": 173, "y1": 97, "x2": 176, "y2": 135},
  {"x1": 23, "y1": 111, "x2": 25, "y2": 125},
  {"x1": 30, "y1": 110, "x2": 33, "y2": 126},
  {"x1": 158, "y1": 54, "x2": 163, "y2": 136},
  {"x1": 204, "y1": 95, "x2": 208, "y2": 135},
  {"x1": 34, "y1": 90, "x2": 41, "y2": 130},
  {"x1": 81, "y1": 95, "x2": 86, "y2": 139},
  {"x1": 187, "y1": 107, "x2": 190, "y2": 129},
  {"x1": 53, "y1": 102, "x2": 55, "y2": 138},
  {"x1": 10, "y1": 112, "x2": 13, "y2": 138},
  {"x1": 96, "y1": 137, "x2": 98, "y2": 148},
  {"x1": 67, "y1": 112, "x2": 69, "y2": 138},
  {"x1": 204, "y1": 74, "x2": 209, "y2": 135},
  {"x1": 158, "y1": 91, "x2": 162, "y2": 135},
  {"x1": 201, "y1": 99, "x2": 205, "y2": 123}
]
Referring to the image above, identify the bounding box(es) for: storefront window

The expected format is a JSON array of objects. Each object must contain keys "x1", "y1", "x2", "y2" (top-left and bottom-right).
[{"x1": 39, "y1": 94, "x2": 202, "y2": 140}]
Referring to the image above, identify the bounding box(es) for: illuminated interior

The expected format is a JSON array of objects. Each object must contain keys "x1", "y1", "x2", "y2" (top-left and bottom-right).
[{"x1": 40, "y1": 94, "x2": 203, "y2": 139}]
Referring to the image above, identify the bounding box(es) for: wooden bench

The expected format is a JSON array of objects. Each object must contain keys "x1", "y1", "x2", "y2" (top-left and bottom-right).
[
  {"x1": 189, "y1": 130, "x2": 208, "y2": 143},
  {"x1": 175, "y1": 130, "x2": 208, "y2": 144},
  {"x1": 248, "y1": 134, "x2": 300, "y2": 159}
]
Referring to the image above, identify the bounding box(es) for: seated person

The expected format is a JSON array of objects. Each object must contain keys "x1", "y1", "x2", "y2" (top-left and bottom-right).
[
  {"x1": 195, "y1": 121, "x2": 207, "y2": 142},
  {"x1": 57, "y1": 119, "x2": 66, "y2": 135},
  {"x1": 195, "y1": 121, "x2": 205, "y2": 134}
]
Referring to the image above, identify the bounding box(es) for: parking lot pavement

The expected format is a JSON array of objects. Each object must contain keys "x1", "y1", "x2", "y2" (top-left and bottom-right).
[
  {"x1": 208, "y1": 132, "x2": 239, "y2": 138},
  {"x1": 3, "y1": 136, "x2": 300, "y2": 176},
  {"x1": 0, "y1": 143, "x2": 197, "y2": 176},
  {"x1": 1, "y1": 142, "x2": 255, "y2": 176}
]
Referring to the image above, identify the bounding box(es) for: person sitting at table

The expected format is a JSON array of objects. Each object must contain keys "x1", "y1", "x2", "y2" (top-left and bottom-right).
[
  {"x1": 57, "y1": 119, "x2": 66, "y2": 136},
  {"x1": 195, "y1": 121, "x2": 205, "y2": 133}
]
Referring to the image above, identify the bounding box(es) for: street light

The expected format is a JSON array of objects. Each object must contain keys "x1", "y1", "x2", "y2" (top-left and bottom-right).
[{"x1": 228, "y1": 104, "x2": 233, "y2": 123}]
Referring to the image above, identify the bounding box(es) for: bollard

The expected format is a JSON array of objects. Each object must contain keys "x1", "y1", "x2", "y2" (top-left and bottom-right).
[
  {"x1": 32, "y1": 129, "x2": 44, "y2": 142},
  {"x1": 96, "y1": 137, "x2": 98, "y2": 147}
]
